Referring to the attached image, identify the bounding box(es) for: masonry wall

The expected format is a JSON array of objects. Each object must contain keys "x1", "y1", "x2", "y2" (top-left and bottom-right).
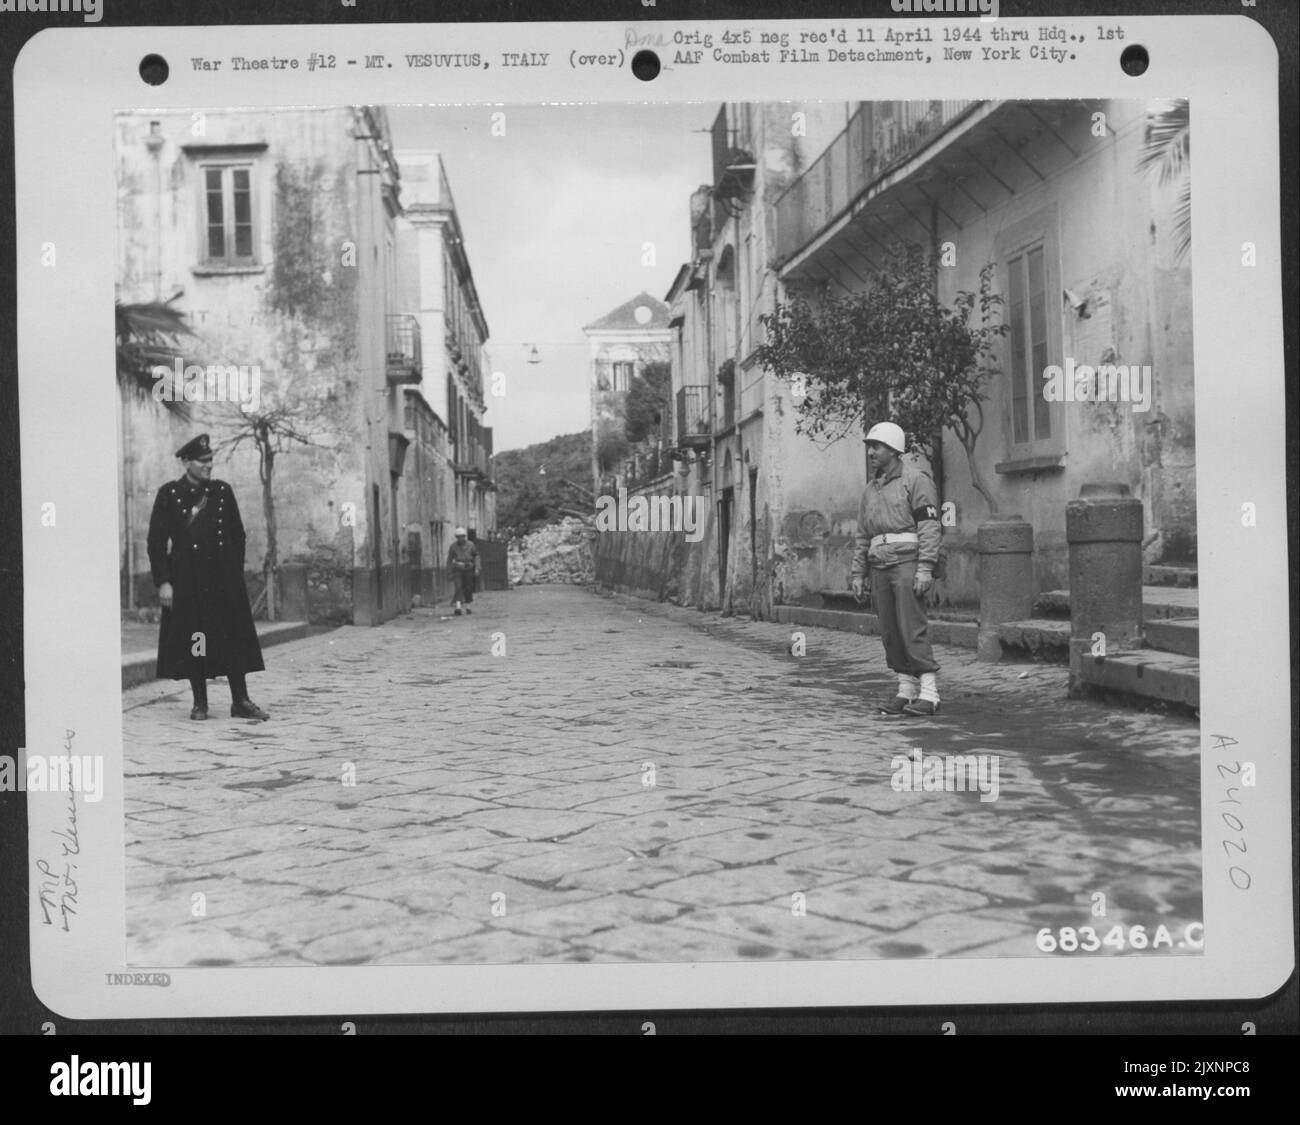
[
  {"x1": 591, "y1": 476, "x2": 718, "y2": 610},
  {"x1": 116, "y1": 108, "x2": 395, "y2": 624},
  {"x1": 931, "y1": 100, "x2": 1195, "y2": 596}
]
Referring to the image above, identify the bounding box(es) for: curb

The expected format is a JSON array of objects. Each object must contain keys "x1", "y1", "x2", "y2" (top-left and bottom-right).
[
  {"x1": 773, "y1": 605, "x2": 978, "y2": 649},
  {"x1": 122, "y1": 621, "x2": 314, "y2": 690}
]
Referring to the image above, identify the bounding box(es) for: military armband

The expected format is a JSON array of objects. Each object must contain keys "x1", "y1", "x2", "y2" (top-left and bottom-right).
[{"x1": 912, "y1": 503, "x2": 940, "y2": 524}]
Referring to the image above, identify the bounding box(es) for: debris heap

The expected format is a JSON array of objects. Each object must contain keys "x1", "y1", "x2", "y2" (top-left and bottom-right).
[{"x1": 508, "y1": 517, "x2": 594, "y2": 586}]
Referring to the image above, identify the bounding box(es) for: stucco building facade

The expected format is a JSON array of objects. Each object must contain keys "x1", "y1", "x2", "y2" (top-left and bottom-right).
[
  {"x1": 116, "y1": 107, "x2": 495, "y2": 626},
  {"x1": 595, "y1": 98, "x2": 1195, "y2": 623},
  {"x1": 583, "y1": 291, "x2": 673, "y2": 496}
]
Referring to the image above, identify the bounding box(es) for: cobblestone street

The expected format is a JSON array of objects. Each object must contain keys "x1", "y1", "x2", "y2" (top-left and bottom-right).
[{"x1": 122, "y1": 585, "x2": 1201, "y2": 967}]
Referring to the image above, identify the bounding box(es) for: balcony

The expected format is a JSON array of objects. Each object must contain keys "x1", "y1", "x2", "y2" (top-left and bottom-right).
[
  {"x1": 774, "y1": 100, "x2": 978, "y2": 265},
  {"x1": 676, "y1": 386, "x2": 712, "y2": 449},
  {"x1": 386, "y1": 314, "x2": 422, "y2": 384},
  {"x1": 453, "y1": 439, "x2": 489, "y2": 479}
]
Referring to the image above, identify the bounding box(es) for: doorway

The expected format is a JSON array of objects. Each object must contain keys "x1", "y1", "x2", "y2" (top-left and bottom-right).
[{"x1": 718, "y1": 486, "x2": 733, "y2": 604}]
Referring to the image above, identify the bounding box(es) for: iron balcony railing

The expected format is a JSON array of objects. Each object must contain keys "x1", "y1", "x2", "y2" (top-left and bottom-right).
[
  {"x1": 774, "y1": 100, "x2": 978, "y2": 265},
  {"x1": 386, "y1": 314, "x2": 423, "y2": 383},
  {"x1": 676, "y1": 386, "x2": 711, "y2": 447},
  {"x1": 625, "y1": 444, "x2": 677, "y2": 490}
]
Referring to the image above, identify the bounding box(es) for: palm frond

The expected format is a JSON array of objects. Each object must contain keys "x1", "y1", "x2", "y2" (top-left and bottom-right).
[
  {"x1": 1137, "y1": 99, "x2": 1191, "y2": 265},
  {"x1": 1137, "y1": 99, "x2": 1190, "y2": 188},
  {"x1": 1173, "y1": 176, "x2": 1192, "y2": 264},
  {"x1": 116, "y1": 299, "x2": 195, "y2": 419}
]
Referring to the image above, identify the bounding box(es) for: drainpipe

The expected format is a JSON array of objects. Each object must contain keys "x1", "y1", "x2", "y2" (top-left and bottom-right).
[
  {"x1": 127, "y1": 122, "x2": 166, "y2": 611},
  {"x1": 928, "y1": 195, "x2": 945, "y2": 504}
]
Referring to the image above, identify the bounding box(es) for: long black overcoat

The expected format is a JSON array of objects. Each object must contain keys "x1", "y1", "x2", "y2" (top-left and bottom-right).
[{"x1": 146, "y1": 475, "x2": 265, "y2": 680}]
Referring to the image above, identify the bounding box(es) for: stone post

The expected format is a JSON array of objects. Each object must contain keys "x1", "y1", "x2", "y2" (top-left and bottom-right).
[
  {"x1": 976, "y1": 515, "x2": 1035, "y2": 661},
  {"x1": 1066, "y1": 483, "x2": 1144, "y2": 678},
  {"x1": 278, "y1": 563, "x2": 310, "y2": 623}
]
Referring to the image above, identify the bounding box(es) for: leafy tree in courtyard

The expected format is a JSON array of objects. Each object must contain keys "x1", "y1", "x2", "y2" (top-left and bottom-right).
[
  {"x1": 595, "y1": 426, "x2": 630, "y2": 477},
  {"x1": 623, "y1": 360, "x2": 672, "y2": 445},
  {"x1": 755, "y1": 243, "x2": 1009, "y2": 513}
]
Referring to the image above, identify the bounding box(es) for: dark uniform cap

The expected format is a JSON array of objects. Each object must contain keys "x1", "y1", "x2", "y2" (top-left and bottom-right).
[{"x1": 176, "y1": 434, "x2": 213, "y2": 461}]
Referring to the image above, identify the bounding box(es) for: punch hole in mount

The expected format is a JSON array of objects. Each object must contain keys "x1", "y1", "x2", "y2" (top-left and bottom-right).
[
  {"x1": 139, "y1": 54, "x2": 170, "y2": 86},
  {"x1": 1119, "y1": 44, "x2": 1149, "y2": 77},
  {"x1": 631, "y1": 50, "x2": 661, "y2": 82}
]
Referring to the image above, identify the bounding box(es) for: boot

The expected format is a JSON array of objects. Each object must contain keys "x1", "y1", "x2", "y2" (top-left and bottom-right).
[
  {"x1": 902, "y1": 698, "x2": 940, "y2": 716},
  {"x1": 231, "y1": 699, "x2": 270, "y2": 721}
]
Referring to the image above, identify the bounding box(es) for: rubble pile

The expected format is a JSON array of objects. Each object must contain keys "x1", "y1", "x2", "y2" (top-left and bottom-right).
[{"x1": 508, "y1": 517, "x2": 594, "y2": 586}]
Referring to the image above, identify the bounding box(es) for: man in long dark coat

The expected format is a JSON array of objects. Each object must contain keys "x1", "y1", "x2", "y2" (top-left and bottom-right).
[{"x1": 147, "y1": 433, "x2": 269, "y2": 721}]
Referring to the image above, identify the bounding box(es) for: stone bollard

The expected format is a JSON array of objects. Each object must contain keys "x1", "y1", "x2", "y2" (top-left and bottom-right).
[
  {"x1": 1065, "y1": 483, "x2": 1144, "y2": 675},
  {"x1": 278, "y1": 563, "x2": 310, "y2": 622},
  {"x1": 976, "y1": 515, "x2": 1035, "y2": 661}
]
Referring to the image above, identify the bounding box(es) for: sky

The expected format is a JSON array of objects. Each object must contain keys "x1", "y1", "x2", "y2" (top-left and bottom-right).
[{"x1": 388, "y1": 103, "x2": 717, "y2": 455}]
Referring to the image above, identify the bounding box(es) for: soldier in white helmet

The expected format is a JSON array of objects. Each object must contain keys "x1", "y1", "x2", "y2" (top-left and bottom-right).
[
  {"x1": 447, "y1": 527, "x2": 480, "y2": 615},
  {"x1": 850, "y1": 422, "x2": 943, "y2": 716}
]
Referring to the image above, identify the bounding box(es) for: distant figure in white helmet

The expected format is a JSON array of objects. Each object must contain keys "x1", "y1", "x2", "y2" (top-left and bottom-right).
[
  {"x1": 850, "y1": 422, "x2": 943, "y2": 716},
  {"x1": 447, "y1": 527, "x2": 480, "y2": 615}
]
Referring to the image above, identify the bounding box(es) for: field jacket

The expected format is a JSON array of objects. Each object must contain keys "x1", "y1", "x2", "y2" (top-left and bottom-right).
[
  {"x1": 851, "y1": 459, "x2": 942, "y2": 579},
  {"x1": 447, "y1": 541, "x2": 480, "y2": 572}
]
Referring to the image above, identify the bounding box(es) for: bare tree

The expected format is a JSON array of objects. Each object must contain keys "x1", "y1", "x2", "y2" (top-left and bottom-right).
[{"x1": 211, "y1": 375, "x2": 343, "y2": 620}]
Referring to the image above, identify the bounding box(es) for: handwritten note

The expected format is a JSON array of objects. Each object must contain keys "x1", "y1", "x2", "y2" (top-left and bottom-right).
[{"x1": 35, "y1": 729, "x2": 81, "y2": 932}]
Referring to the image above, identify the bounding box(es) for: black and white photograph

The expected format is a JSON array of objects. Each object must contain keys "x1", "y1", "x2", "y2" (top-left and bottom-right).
[
  {"x1": 9, "y1": 5, "x2": 1292, "y2": 1030},
  {"x1": 113, "y1": 96, "x2": 1205, "y2": 969}
]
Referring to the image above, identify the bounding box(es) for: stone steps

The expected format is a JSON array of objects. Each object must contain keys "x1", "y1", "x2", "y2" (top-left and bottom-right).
[
  {"x1": 996, "y1": 618, "x2": 1071, "y2": 661},
  {"x1": 1071, "y1": 648, "x2": 1200, "y2": 710},
  {"x1": 1002, "y1": 575, "x2": 1199, "y2": 696},
  {"x1": 780, "y1": 565, "x2": 1201, "y2": 711},
  {"x1": 1034, "y1": 571, "x2": 1200, "y2": 709},
  {"x1": 1144, "y1": 617, "x2": 1200, "y2": 658},
  {"x1": 1144, "y1": 564, "x2": 1198, "y2": 587},
  {"x1": 1036, "y1": 585, "x2": 1199, "y2": 621}
]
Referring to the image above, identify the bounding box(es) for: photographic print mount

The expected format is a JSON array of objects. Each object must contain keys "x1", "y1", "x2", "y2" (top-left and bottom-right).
[{"x1": 12, "y1": 11, "x2": 1291, "y2": 1019}]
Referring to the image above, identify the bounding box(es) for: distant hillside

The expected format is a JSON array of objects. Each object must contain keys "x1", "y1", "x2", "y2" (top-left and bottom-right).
[{"x1": 494, "y1": 430, "x2": 593, "y2": 538}]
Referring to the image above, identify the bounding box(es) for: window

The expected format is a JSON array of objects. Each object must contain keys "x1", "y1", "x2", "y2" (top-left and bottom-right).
[
  {"x1": 200, "y1": 164, "x2": 258, "y2": 266},
  {"x1": 611, "y1": 362, "x2": 633, "y2": 392},
  {"x1": 997, "y1": 206, "x2": 1063, "y2": 457},
  {"x1": 1007, "y1": 245, "x2": 1050, "y2": 445}
]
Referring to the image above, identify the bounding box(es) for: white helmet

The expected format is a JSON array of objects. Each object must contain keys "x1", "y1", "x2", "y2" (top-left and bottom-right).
[
  {"x1": 865, "y1": 421, "x2": 906, "y2": 454},
  {"x1": 454, "y1": 527, "x2": 468, "y2": 537}
]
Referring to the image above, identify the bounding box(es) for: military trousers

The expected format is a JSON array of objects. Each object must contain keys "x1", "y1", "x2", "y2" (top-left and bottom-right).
[
  {"x1": 452, "y1": 569, "x2": 475, "y2": 604},
  {"x1": 870, "y1": 559, "x2": 939, "y2": 676}
]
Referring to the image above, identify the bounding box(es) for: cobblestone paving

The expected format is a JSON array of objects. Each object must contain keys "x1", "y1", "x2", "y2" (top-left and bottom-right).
[{"x1": 122, "y1": 586, "x2": 1202, "y2": 966}]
